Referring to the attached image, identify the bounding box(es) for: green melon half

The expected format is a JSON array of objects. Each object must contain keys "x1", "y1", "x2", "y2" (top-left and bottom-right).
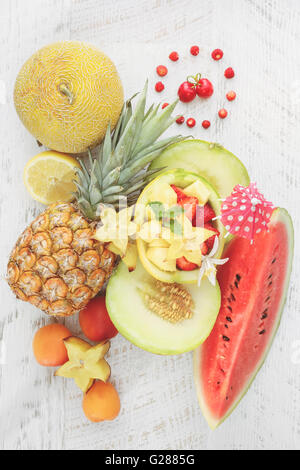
[
  {"x1": 149, "y1": 140, "x2": 250, "y2": 199},
  {"x1": 106, "y1": 259, "x2": 221, "y2": 355},
  {"x1": 193, "y1": 208, "x2": 294, "y2": 429}
]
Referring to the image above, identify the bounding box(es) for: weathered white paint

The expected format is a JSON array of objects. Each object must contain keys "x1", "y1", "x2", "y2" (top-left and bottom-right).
[{"x1": 0, "y1": 0, "x2": 299, "y2": 450}]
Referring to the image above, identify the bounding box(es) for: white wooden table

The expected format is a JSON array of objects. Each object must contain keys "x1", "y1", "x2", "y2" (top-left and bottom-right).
[{"x1": 1, "y1": 0, "x2": 300, "y2": 450}]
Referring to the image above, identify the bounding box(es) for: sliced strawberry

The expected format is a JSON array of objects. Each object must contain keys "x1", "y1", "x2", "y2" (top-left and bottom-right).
[
  {"x1": 201, "y1": 242, "x2": 209, "y2": 256},
  {"x1": 171, "y1": 185, "x2": 186, "y2": 202},
  {"x1": 176, "y1": 256, "x2": 198, "y2": 271},
  {"x1": 194, "y1": 203, "x2": 216, "y2": 227},
  {"x1": 178, "y1": 196, "x2": 198, "y2": 222},
  {"x1": 205, "y1": 223, "x2": 220, "y2": 252}
]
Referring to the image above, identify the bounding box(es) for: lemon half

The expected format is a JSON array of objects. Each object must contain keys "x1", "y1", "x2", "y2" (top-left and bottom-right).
[{"x1": 23, "y1": 151, "x2": 80, "y2": 205}]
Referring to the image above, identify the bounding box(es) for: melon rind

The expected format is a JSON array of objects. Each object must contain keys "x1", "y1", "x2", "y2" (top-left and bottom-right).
[
  {"x1": 106, "y1": 259, "x2": 221, "y2": 355},
  {"x1": 149, "y1": 140, "x2": 250, "y2": 199},
  {"x1": 193, "y1": 208, "x2": 294, "y2": 429}
]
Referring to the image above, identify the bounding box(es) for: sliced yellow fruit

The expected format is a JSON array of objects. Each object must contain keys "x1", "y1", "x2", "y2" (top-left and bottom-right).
[
  {"x1": 183, "y1": 180, "x2": 210, "y2": 205},
  {"x1": 146, "y1": 247, "x2": 177, "y2": 272},
  {"x1": 23, "y1": 150, "x2": 80, "y2": 205},
  {"x1": 122, "y1": 242, "x2": 138, "y2": 271},
  {"x1": 148, "y1": 182, "x2": 177, "y2": 206}
]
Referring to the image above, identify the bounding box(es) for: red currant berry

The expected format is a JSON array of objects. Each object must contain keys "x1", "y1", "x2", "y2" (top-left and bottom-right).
[
  {"x1": 196, "y1": 78, "x2": 214, "y2": 98},
  {"x1": 211, "y1": 49, "x2": 223, "y2": 60},
  {"x1": 178, "y1": 81, "x2": 197, "y2": 103},
  {"x1": 186, "y1": 118, "x2": 196, "y2": 128},
  {"x1": 156, "y1": 65, "x2": 168, "y2": 77},
  {"x1": 190, "y1": 45, "x2": 199, "y2": 56},
  {"x1": 218, "y1": 108, "x2": 228, "y2": 119},
  {"x1": 169, "y1": 51, "x2": 179, "y2": 62},
  {"x1": 162, "y1": 103, "x2": 169, "y2": 109},
  {"x1": 155, "y1": 81, "x2": 165, "y2": 92},
  {"x1": 226, "y1": 90, "x2": 236, "y2": 101},
  {"x1": 224, "y1": 67, "x2": 235, "y2": 79},
  {"x1": 202, "y1": 120, "x2": 211, "y2": 129},
  {"x1": 176, "y1": 116, "x2": 185, "y2": 125}
]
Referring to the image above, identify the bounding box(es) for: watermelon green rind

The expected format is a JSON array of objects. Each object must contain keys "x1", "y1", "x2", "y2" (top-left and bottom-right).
[{"x1": 193, "y1": 208, "x2": 294, "y2": 429}]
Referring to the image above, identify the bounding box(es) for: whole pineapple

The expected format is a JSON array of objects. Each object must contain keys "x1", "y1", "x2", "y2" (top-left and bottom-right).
[{"x1": 7, "y1": 83, "x2": 185, "y2": 317}]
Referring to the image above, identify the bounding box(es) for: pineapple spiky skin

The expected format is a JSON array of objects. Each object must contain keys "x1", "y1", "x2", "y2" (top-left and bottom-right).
[{"x1": 7, "y1": 202, "x2": 116, "y2": 317}]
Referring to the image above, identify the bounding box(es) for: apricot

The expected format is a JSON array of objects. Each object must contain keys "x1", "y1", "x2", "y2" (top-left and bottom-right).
[
  {"x1": 82, "y1": 381, "x2": 120, "y2": 423},
  {"x1": 33, "y1": 323, "x2": 71, "y2": 367}
]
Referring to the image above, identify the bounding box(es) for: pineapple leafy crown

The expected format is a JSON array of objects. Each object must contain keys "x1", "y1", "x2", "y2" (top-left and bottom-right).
[{"x1": 75, "y1": 81, "x2": 187, "y2": 220}]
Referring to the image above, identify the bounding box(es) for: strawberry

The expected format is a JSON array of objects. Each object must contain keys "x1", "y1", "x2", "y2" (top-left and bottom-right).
[
  {"x1": 201, "y1": 242, "x2": 209, "y2": 256},
  {"x1": 178, "y1": 196, "x2": 198, "y2": 222},
  {"x1": 194, "y1": 203, "x2": 216, "y2": 226},
  {"x1": 171, "y1": 185, "x2": 186, "y2": 202},
  {"x1": 176, "y1": 256, "x2": 198, "y2": 271},
  {"x1": 205, "y1": 223, "x2": 220, "y2": 252}
]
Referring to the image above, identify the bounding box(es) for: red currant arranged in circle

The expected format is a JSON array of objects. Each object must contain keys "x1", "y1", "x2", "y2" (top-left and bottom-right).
[
  {"x1": 176, "y1": 116, "x2": 185, "y2": 125},
  {"x1": 226, "y1": 90, "x2": 236, "y2": 101},
  {"x1": 155, "y1": 81, "x2": 165, "y2": 92},
  {"x1": 178, "y1": 81, "x2": 197, "y2": 103},
  {"x1": 196, "y1": 78, "x2": 214, "y2": 98},
  {"x1": 162, "y1": 103, "x2": 169, "y2": 109},
  {"x1": 202, "y1": 120, "x2": 211, "y2": 129},
  {"x1": 224, "y1": 67, "x2": 235, "y2": 79},
  {"x1": 190, "y1": 45, "x2": 199, "y2": 56},
  {"x1": 156, "y1": 65, "x2": 168, "y2": 77},
  {"x1": 186, "y1": 118, "x2": 196, "y2": 128},
  {"x1": 218, "y1": 108, "x2": 228, "y2": 119},
  {"x1": 169, "y1": 51, "x2": 179, "y2": 62},
  {"x1": 211, "y1": 49, "x2": 223, "y2": 60}
]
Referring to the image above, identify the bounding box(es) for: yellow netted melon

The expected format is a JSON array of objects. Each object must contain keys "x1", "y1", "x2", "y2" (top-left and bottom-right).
[{"x1": 14, "y1": 41, "x2": 124, "y2": 154}]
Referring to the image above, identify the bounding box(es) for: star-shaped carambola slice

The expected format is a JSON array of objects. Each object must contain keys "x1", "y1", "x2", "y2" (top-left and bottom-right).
[{"x1": 55, "y1": 337, "x2": 111, "y2": 393}]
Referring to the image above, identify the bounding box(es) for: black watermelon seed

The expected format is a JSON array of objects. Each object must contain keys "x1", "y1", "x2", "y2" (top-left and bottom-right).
[
  {"x1": 272, "y1": 258, "x2": 276, "y2": 264},
  {"x1": 259, "y1": 329, "x2": 266, "y2": 335},
  {"x1": 223, "y1": 335, "x2": 230, "y2": 342},
  {"x1": 226, "y1": 316, "x2": 232, "y2": 323},
  {"x1": 268, "y1": 274, "x2": 273, "y2": 280},
  {"x1": 234, "y1": 281, "x2": 239, "y2": 289},
  {"x1": 225, "y1": 324, "x2": 228, "y2": 329},
  {"x1": 236, "y1": 274, "x2": 241, "y2": 282},
  {"x1": 261, "y1": 313, "x2": 268, "y2": 320},
  {"x1": 265, "y1": 296, "x2": 270, "y2": 302},
  {"x1": 231, "y1": 293, "x2": 236, "y2": 301},
  {"x1": 268, "y1": 281, "x2": 273, "y2": 287},
  {"x1": 217, "y1": 381, "x2": 220, "y2": 385},
  {"x1": 226, "y1": 396, "x2": 229, "y2": 401},
  {"x1": 227, "y1": 297, "x2": 232, "y2": 303},
  {"x1": 227, "y1": 306, "x2": 232, "y2": 313}
]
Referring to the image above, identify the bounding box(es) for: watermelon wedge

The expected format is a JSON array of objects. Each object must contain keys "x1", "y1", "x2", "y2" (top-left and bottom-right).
[{"x1": 194, "y1": 208, "x2": 294, "y2": 429}]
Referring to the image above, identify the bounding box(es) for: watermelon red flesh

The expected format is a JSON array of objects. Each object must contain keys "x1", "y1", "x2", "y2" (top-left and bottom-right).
[{"x1": 194, "y1": 208, "x2": 294, "y2": 429}]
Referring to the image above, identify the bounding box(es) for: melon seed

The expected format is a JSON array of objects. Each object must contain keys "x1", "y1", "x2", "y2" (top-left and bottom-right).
[
  {"x1": 141, "y1": 280, "x2": 194, "y2": 324},
  {"x1": 259, "y1": 329, "x2": 266, "y2": 335},
  {"x1": 223, "y1": 335, "x2": 230, "y2": 342},
  {"x1": 226, "y1": 316, "x2": 232, "y2": 323}
]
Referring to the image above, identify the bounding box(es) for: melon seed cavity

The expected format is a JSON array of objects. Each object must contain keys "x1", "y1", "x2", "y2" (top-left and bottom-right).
[{"x1": 140, "y1": 280, "x2": 194, "y2": 324}]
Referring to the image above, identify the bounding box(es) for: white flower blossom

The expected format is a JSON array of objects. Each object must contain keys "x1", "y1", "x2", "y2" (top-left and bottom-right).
[{"x1": 198, "y1": 237, "x2": 229, "y2": 287}]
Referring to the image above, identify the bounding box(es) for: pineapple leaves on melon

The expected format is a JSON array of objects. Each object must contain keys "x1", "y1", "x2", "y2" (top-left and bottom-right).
[{"x1": 75, "y1": 82, "x2": 186, "y2": 219}]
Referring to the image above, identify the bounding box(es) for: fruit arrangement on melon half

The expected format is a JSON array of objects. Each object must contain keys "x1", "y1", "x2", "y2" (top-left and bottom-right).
[{"x1": 8, "y1": 40, "x2": 294, "y2": 427}]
